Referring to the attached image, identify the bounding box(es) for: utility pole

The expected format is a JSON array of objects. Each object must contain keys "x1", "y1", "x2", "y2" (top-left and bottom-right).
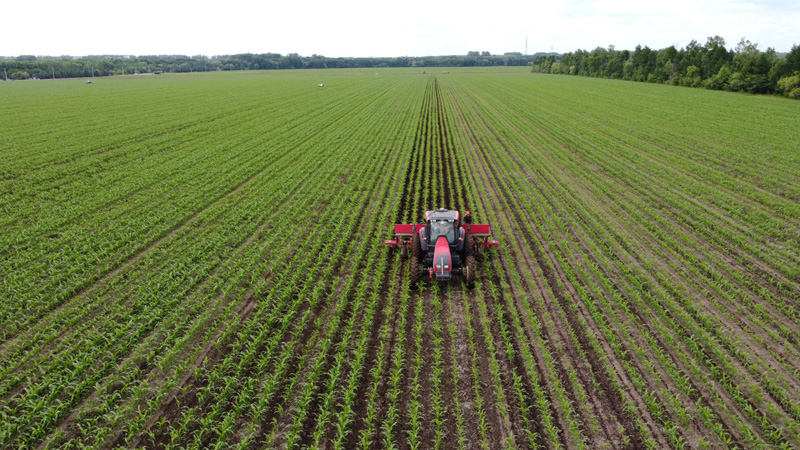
[
  {"x1": 3, "y1": 67, "x2": 7, "y2": 81},
  {"x1": 525, "y1": 37, "x2": 527, "y2": 56},
  {"x1": 91, "y1": 66, "x2": 95, "y2": 77},
  {"x1": 52, "y1": 67, "x2": 55, "y2": 79}
]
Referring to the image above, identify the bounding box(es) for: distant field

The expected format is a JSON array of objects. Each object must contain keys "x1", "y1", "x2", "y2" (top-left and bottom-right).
[{"x1": 2, "y1": 70, "x2": 799, "y2": 449}]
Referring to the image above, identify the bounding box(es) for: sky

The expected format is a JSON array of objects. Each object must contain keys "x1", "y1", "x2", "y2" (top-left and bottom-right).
[{"x1": 3, "y1": 0, "x2": 798, "y2": 57}]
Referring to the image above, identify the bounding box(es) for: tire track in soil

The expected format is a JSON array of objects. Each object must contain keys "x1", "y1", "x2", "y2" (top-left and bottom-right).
[
  {"x1": 458, "y1": 92, "x2": 652, "y2": 448},
  {"x1": 445, "y1": 282, "x2": 484, "y2": 450},
  {"x1": 435, "y1": 78, "x2": 542, "y2": 449},
  {"x1": 372, "y1": 76, "x2": 466, "y2": 450},
  {"x1": 397, "y1": 76, "x2": 440, "y2": 450},
  {"x1": 434, "y1": 77, "x2": 455, "y2": 210},
  {"x1": 424, "y1": 76, "x2": 462, "y2": 448},
  {"x1": 432, "y1": 77, "x2": 529, "y2": 449},
  {"x1": 441, "y1": 80, "x2": 561, "y2": 449}
]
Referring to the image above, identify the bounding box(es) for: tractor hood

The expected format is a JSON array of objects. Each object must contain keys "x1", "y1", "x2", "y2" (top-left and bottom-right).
[{"x1": 432, "y1": 236, "x2": 451, "y2": 280}]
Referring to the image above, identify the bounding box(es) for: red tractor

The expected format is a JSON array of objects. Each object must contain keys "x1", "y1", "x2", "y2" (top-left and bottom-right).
[{"x1": 385, "y1": 209, "x2": 499, "y2": 285}]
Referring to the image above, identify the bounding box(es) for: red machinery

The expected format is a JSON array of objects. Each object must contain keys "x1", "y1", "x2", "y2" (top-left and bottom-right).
[{"x1": 385, "y1": 208, "x2": 499, "y2": 285}]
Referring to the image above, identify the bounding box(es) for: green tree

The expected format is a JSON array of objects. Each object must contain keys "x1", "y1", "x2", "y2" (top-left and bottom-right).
[
  {"x1": 776, "y1": 71, "x2": 800, "y2": 98},
  {"x1": 702, "y1": 35, "x2": 732, "y2": 77},
  {"x1": 705, "y1": 65, "x2": 732, "y2": 90},
  {"x1": 10, "y1": 70, "x2": 29, "y2": 80},
  {"x1": 785, "y1": 44, "x2": 800, "y2": 72},
  {"x1": 685, "y1": 65, "x2": 702, "y2": 86}
]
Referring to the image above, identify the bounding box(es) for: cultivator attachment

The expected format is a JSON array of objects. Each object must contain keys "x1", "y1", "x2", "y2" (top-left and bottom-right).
[{"x1": 385, "y1": 209, "x2": 499, "y2": 286}]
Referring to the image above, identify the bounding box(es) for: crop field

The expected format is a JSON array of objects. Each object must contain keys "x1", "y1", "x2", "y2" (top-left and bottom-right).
[{"x1": 2, "y1": 69, "x2": 800, "y2": 449}]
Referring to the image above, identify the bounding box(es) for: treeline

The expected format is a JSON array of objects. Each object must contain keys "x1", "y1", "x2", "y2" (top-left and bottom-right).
[
  {"x1": 532, "y1": 37, "x2": 800, "y2": 99},
  {"x1": 0, "y1": 52, "x2": 541, "y2": 80}
]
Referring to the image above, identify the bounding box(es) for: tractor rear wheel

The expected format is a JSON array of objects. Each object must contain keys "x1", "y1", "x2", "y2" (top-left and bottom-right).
[
  {"x1": 410, "y1": 254, "x2": 422, "y2": 285},
  {"x1": 464, "y1": 254, "x2": 476, "y2": 287},
  {"x1": 409, "y1": 232, "x2": 423, "y2": 286},
  {"x1": 464, "y1": 235, "x2": 474, "y2": 257},
  {"x1": 411, "y1": 232, "x2": 421, "y2": 259}
]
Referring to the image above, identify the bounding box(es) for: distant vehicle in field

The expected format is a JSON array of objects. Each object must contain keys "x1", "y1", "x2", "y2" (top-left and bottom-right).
[
  {"x1": 318, "y1": 84, "x2": 324, "y2": 87},
  {"x1": 86, "y1": 80, "x2": 92, "y2": 84}
]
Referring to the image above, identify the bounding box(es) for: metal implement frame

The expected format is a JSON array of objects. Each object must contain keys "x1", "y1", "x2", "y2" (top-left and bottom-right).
[{"x1": 384, "y1": 223, "x2": 499, "y2": 248}]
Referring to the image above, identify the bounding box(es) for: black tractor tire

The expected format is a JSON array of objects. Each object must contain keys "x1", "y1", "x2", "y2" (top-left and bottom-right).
[
  {"x1": 411, "y1": 232, "x2": 421, "y2": 259},
  {"x1": 464, "y1": 254, "x2": 476, "y2": 288},
  {"x1": 464, "y1": 235, "x2": 475, "y2": 258},
  {"x1": 410, "y1": 254, "x2": 422, "y2": 286},
  {"x1": 409, "y1": 232, "x2": 423, "y2": 286}
]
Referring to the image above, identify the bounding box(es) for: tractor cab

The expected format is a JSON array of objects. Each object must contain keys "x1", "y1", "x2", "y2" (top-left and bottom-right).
[
  {"x1": 420, "y1": 209, "x2": 465, "y2": 253},
  {"x1": 429, "y1": 220, "x2": 456, "y2": 244}
]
